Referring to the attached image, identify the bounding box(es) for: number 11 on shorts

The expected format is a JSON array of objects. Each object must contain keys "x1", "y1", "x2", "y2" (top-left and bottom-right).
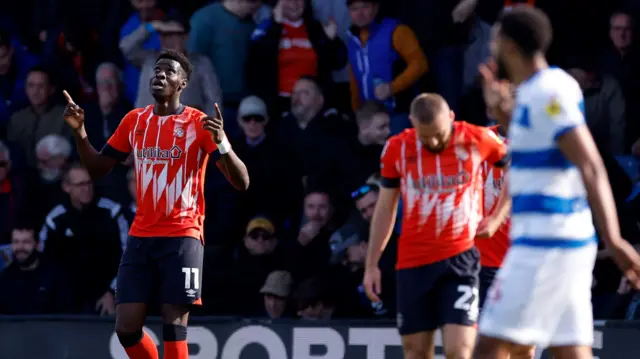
[{"x1": 182, "y1": 267, "x2": 200, "y2": 290}]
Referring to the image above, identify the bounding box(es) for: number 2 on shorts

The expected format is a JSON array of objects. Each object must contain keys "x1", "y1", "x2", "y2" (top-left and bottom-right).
[
  {"x1": 182, "y1": 267, "x2": 200, "y2": 290},
  {"x1": 454, "y1": 285, "x2": 479, "y2": 313}
]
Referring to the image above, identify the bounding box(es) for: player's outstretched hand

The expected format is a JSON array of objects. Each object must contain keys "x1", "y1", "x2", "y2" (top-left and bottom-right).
[
  {"x1": 201, "y1": 103, "x2": 225, "y2": 143},
  {"x1": 611, "y1": 239, "x2": 640, "y2": 290},
  {"x1": 62, "y1": 90, "x2": 85, "y2": 131},
  {"x1": 476, "y1": 217, "x2": 500, "y2": 238},
  {"x1": 363, "y1": 266, "x2": 382, "y2": 303}
]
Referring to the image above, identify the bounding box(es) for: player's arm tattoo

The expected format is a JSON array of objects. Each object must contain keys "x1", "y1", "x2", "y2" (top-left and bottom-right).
[{"x1": 216, "y1": 150, "x2": 250, "y2": 191}]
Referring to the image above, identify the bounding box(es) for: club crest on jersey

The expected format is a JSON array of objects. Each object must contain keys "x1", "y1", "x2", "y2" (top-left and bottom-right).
[
  {"x1": 545, "y1": 97, "x2": 562, "y2": 117},
  {"x1": 174, "y1": 127, "x2": 185, "y2": 138},
  {"x1": 455, "y1": 146, "x2": 469, "y2": 161}
]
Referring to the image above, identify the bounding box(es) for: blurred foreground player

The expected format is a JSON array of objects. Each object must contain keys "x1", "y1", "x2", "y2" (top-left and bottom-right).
[
  {"x1": 476, "y1": 125, "x2": 535, "y2": 359},
  {"x1": 62, "y1": 50, "x2": 249, "y2": 359},
  {"x1": 476, "y1": 6, "x2": 640, "y2": 359},
  {"x1": 363, "y1": 93, "x2": 509, "y2": 359}
]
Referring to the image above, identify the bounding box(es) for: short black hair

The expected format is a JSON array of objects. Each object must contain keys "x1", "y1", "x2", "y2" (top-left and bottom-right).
[
  {"x1": 156, "y1": 50, "x2": 193, "y2": 81},
  {"x1": 497, "y1": 5, "x2": 553, "y2": 57},
  {"x1": 12, "y1": 213, "x2": 39, "y2": 236}
]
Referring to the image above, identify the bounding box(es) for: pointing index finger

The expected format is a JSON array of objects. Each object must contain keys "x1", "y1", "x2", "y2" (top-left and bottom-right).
[
  {"x1": 62, "y1": 90, "x2": 75, "y2": 105},
  {"x1": 214, "y1": 103, "x2": 223, "y2": 120}
]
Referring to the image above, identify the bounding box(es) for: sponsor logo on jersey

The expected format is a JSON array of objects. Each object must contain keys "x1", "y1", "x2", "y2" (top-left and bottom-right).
[
  {"x1": 545, "y1": 97, "x2": 562, "y2": 117},
  {"x1": 136, "y1": 146, "x2": 183, "y2": 163}
]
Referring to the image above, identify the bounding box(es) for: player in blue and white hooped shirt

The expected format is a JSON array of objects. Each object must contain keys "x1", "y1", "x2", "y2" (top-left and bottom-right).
[{"x1": 474, "y1": 5, "x2": 640, "y2": 359}]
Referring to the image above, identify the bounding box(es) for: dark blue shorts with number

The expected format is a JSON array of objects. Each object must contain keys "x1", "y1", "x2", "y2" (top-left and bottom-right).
[
  {"x1": 116, "y1": 236, "x2": 204, "y2": 306},
  {"x1": 396, "y1": 247, "x2": 480, "y2": 335}
]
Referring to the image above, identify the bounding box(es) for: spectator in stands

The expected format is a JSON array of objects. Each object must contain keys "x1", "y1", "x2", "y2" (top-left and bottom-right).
[
  {"x1": 0, "y1": 218, "x2": 75, "y2": 314},
  {"x1": 260, "y1": 270, "x2": 294, "y2": 318},
  {"x1": 346, "y1": 0, "x2": 427, "y2": 134},
  {"x1": 601, "y1": 10, "x2": 640, "y2": 146},
  {"x1": 119, "y1": 0, "x2": 165, "y2": 104},
  {"x1": 310, "y1": 100, "x2": 389, "y2": 214},
  {"x1": 120, "y1": 12, "x2": 222, "y2": 117},
  {"x1": 291, "y1": 190, "x2": 334, "y2": 280},
  {"x1": 0, "y1": 30, "x2": 40, "y2": 130},
  {"x1": 276, "y1": 77, "x2": 349, "y2": 199},
  {"x1": 227, "y1": 216, "x2": 292, "y2": 316},
  {"x1": 566, "y1": 56, "x2": 626, "y2": 155},
  {"x1": 331, "y1": 179, "x2": 396, "y2": 317},
  {"x1": 248, "y1": 0, "x2": 348, "y2": 115},
  {"x1": 231, "y1": 95, "x2": 300, "y2": 228},
  {"x1": 294, "y1": 275, "x2": 335, "y2": 320},
  {"x1": 33, "y1": 135, "x2": 71, "y2": 223},
  {"x1": 310, "y1": 0, "x2": 352, "y2": 110},
  {"x1": 0, "y1": 142, "x2": 30, "y2": 245},
  {"x1": 82, "y1": 63, "x2": 131, "y2": 150},
  {"x1": 189, "y1": 0, "x2": 268, "y2": 126},
  {"x1": 41, "y1": 22, "x2": 102, "y2": 103},
  {"x1": 7, "y1": 67, "x2": 69, "y2": 167},
  {"x1": 40, "y1": 164, "x2": 128, "y2": 315}
]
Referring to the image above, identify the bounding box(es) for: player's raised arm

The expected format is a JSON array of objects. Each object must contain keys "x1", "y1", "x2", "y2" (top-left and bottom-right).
[
  {"x1": 201, "y1": 104, "x2": 249, "y2": 191},
  {"x1": 62, "y1": 90, "x2": 118, "y2": 179}
]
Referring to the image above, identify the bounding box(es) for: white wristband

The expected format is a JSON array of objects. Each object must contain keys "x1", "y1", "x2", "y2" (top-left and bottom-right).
[{"x1": 217, "y1": 136, "x2": 231, "y2": 154}]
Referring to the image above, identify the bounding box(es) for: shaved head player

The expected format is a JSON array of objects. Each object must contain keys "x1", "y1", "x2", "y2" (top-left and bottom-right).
[
  {"x1": 363, "y1": 93, "x2": 509, "y2": 359},
  {"x1": 62, "y1": 50, "x2": 249, "y2": 359}
]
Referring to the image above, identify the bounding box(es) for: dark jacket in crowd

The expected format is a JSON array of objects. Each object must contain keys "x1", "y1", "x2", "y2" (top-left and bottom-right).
[
  {"x1": 0, "y1": 253, "x2": 75, "y2": 314},
  {"x1": 39, "y1": 197, "x2": 127, "y2": 312}
]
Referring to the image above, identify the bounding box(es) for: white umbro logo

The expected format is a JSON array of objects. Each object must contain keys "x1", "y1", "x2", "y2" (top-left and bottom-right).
[
  {"x1": 186, "y1": 289, "x2": 196, "y2": 297},
  {"x1": 65, "y1": 228, "x2": 74, "y2": 237}
]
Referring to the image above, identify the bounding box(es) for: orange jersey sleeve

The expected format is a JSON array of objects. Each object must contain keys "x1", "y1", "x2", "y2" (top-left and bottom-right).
[
  {"x1": 381, "y1": 136, "x2": 401, "y2": 179},
  {"x1": 106, "y1": 110, "x2": 137, "y2": 154},
  {"x1": 476, "y1": 126, "x2": 509, "y2": 167}
]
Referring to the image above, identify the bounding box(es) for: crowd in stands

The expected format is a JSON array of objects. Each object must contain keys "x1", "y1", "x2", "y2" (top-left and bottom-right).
[{"x1": 1, "y1": 0, "x2": 640, "y2": 321}]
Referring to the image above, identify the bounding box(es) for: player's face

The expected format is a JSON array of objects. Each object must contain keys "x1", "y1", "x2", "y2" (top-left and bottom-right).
[
  {"x1": 11, "y1": 229, "x2": 37, "y2": 264},
  {"x1": 264, "y1": 294, "x2": 287, "y2": 318},
  {"x1": 64, "y1": 168, "x2": 94, "y2": 206},
  {"x1": 411, "y1": 109, "x2": 454, "y2": 153},
  {"x1": 150, "y1": 59, "x2": 186, "y2": 99}
]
